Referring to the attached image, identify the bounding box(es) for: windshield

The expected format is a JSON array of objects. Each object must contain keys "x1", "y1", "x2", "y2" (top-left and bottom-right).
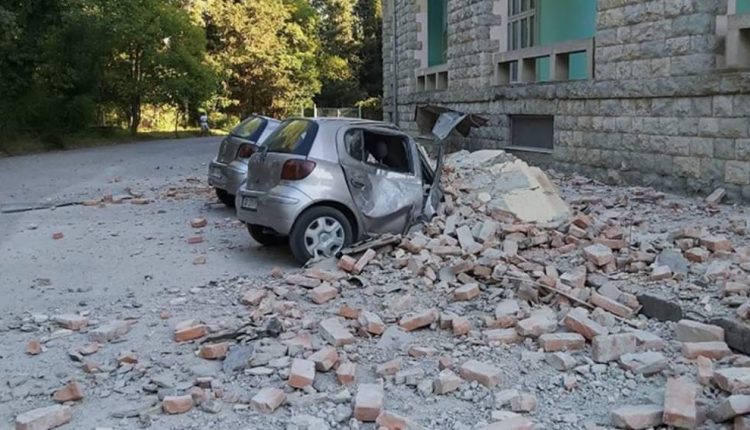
[
  {"x1": 264, "y1": 119, "x2": 319, "y2": 155},
  {"x1": 230, "y1": 116, "x2": 267, "y2": 141}
]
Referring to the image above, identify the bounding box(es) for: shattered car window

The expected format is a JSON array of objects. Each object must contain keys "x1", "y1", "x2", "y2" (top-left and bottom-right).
[
  {"x1": 265, "y1": 119, "x2": 319, "y2": 155},
  {"x1": 344, "y1": 130, "x2": 365, "y2": 161},
  {"x1": 362, "y1": 131, "x2": 412, "y2": 174}
]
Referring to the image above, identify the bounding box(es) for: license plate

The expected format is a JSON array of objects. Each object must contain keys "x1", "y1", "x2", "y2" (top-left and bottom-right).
[{"x1": 241, "y1": 196, "x2": 258, "y2": 210}]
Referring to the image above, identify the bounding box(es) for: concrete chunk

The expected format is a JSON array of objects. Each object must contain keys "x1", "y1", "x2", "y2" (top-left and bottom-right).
[
  {"x1": 610, "y1": 404, "x2": 663, "y2": 429},
  {"x1": 15, "y1": 405, "x2": 71, "y2": 430}
]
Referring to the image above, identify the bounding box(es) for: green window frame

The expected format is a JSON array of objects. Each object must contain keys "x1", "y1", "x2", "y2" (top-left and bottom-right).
[{"x1": 427, "y1": 0, "x2": 448, "y2": 67}]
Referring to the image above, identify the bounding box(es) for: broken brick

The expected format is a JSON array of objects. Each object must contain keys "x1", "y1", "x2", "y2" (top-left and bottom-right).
[
  {"x1": 583, "y1": 244, "x2": 614, "y2": 266},
  {"x1": 376, "y1": 359, "x2": 402, "y2": 376},
  {"x1": 26, "y1": 340, "x2": 42, "y2": 355},
  {"x1": 52, "y1": 380, "x2": 84, "y2": 403},
  {"x1": 308, "y1": 346, "x2": 339, "y2": 371},
  {"x1": 610, "y1": 404, "x2": 663, "y2": 429},
  {"x1": 310, "y1": 284, "x2": 338, "y2": 304},
  {"x1": 336, "y1": 362, "x2": 356, "y2": 384},
  {"x1": 700, "y1": 235, "x2": 732, "y2": 252},
  {"x1": 288, "y1": 358, "x2": 315, "y2": 388},
  {"x1": 452, "y1": 316, "x2": 471, "y2": 336},
  {"x1": 187, "y1": 235, "x2": 203, "y2": 244},
  {"x1": 538, "y1": 333, "x2": 585, "y2": 352},
  {"x1": 354, "y1": 383, "x2": 384, "y2": 422},
  {"x1": 433, "y1": 369, "x2": 463, "y2": 394},
  {"x1": 251, "y1": 387, "x2": 285, "y2": 413},
  {"x1": 510, "y1": 394, "x2": 537, "y2": 412},
  {"x1": 590, "y1": 292, "x2": 633, "y2": 318},
  {"x1": 241, "y1": 289, "x2": 266, "y2": 306},
  {"x1": 15, "y1": 405, "x2": 71, "y2": 430},
  {"x1": 709, "y1": 395, "x2": 750, "y2": 422},
  {"x1": 337, "y1": 255, "x2": 357, "y2": 272},
  {"x1": 484, "y1": 328, "x2": 520, "y2": 344},
  {"x1": 359, "y1": 311, "x2": 386, "y2": 335},
  {"x1": 174, "y1": 321, "x2": 207, "y2": 342},
  {"x1": 619, "y1": 352, "x2": 667, "y2": 375},
  {"x1": 713, "y1": 367, "x2": 750, "y2": 394},
  {"x1": 285, "y1": 274, "x2": 320, "y2": 288},
  {"x1": 408, "y1": 346, "x2": 438, "y2": 358},
  {"x1": 399, "y1": 308, "x2": 439, "y2": 332},
  {"x1": 696, "y1": 356, "x2": 714, "y2": 385},
  {"x1": 563, "y1": 308, "x2": 609, "y2": 340},
  {"x1": 53, "y1": 314, "x2": 88, "y2": 331},
  {"x1": 459, "y1": 360, "x2": 501, "y2": 388},
  {"x1": 353, "y1": 249, "x2": 377, "y2": 274},
  {"x1": 453, "y1": 283, "x2": 480, "y2": 301},
  {"x1": 663, "y1": 378, "x2": 697, "y2": 429},
  {"x1": 338, "y1": 304, "x2": 361, "y2": 319},
  {"x1": 516, "y1": 312, "x2": 557, "y2": 338},
  {"x1": 199, "y1": 342, "x2": 229, "y2": 360},
  {"x1": 190, "y1": 217, "x2": 208, "y2": 228},
  {"x1": 376, "y1": 410, "x2": 415, "y2": 430},
  {"x1": 681, "y1": 341, "x2": 732, "y2": 360},
  {"x1": 52, "y1": 232, "x2": 64, "y2": 240},
  {"x1": 676, "y1": 319, "x2": 725, "y2": 343},
  {"x1": 319, "y1": 317, "x2": 355, "y2": 346},
  {"x1": 88, "y1": 320, "x2": 131, "y2": 343},
  {"x1": 685, "y1": 247, "x2": 710, "y2": 263},
  {"x1": 162, "y1": 395, "x2": 194, "y2": 414},
  {"x1": 592, "y1": 333, "x2": 637, "y2": 363}
]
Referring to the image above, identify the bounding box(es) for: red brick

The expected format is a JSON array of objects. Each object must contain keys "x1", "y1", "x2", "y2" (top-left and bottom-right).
[
  {"x1": 288, "y1": 358, "x2": 315, "y2": 388},
  {"x1": 310, "y1": 284, "x2": 338, "y2": 304},
  {"x1": 685, "y1": 247, "x2": 709, "y2": 263},
  {"x1": 82, "y1": 361, "x2": 100, "y2": 373},
  {"x1": 131, "y1": 198, "x2": 150, "y2": 205},
  {"x1": 737, "y1": 415, "x2": 750, "y2": 429},
  {"x1": 516, "y1": 312, "x2": 557, "y2": 338},
  {"x1": 53, "y1": 314, "x2": 89, "y2": 331},
  {"x1": 583, "y1": 244, "x2": 614, "y2": 266},
  {"x1": 199, "y1": 342, "x2": 229, "y2": 360},
  {"x1": 484, "y1": 328, "x2": 521, "y2": 344},
  {"x1": 52, "y1": 232, "x2": 64, "y2": 240},
  {"x1": 494, "y1": 300, "x2": 520, "y2": 328},
  {"x1": 650, "y1": 265, "x2": 672, "y2": 281},
  {"x1": 438, "y1": 356, "x2": 453, "y2": 370},
  {"x1": 241, "y1": 289, "x2": 266, "y2": 306},
  {"x1": 709, "y1": 395, "x2": 750, "y2": 422},
  {"x1": 251, "y1": 387, "x2": 285, "y2": 413},
  {"x1": 376, "y1": 359, "x2": 402, "y2": 376},
  {"x1": 590, "y1": 292, "x2": 634, "y2": 318},
  {"x1": 337, "y1": 255, "x2": 357, "y2": 272},
  {"x1": 459, "y1": 360, "x2": 501, "y2": 388},
  {"x1": 539, "y1": 333, "x2": 586, "y2": 352},
  {"x1": 453, "y1": 283, "x2": 480, "y2": 301},
  {"x1": 52, "y1": 380, "x2": 84, "y2": 403},
  {"x1": 433, "y1": 369, "x2": 463, "y2": 394},
  {"x1": 187, "y1": 235, "x2": 203, "y2": 244},
  {"x1": 359, "y1": 311, "x2": 386, "y2": 335},
  {"x1": 285, "y1": 274, "x2": 320, "y2": 288},
  {"x1": 162, "y1": 395, "x2": 193, "y2": 414},
  {"x1": 696, "y1": 356, "x2": 713, "y2": 385},
  {"x1": 700, "y1": 235, "x2": 732, "y2": 252},
  {"x1": 676, "y1": 319, "x2": 725, "y2": 343},
  {"x1": 174, "y1": 321, "x2": 207, "y2": 342},
  {"x1": 354, "y1": 383, "x2": 384, "y2": 422},
  {"x1": 592, "y1": 334, "x2": 637, "y2": 363},
  {"x1": 663, "y1": 378, "x2": 697, "y2": 429},
  {"x1": 376, "y1": 411, "x2": 415, "y2": 430},
  {"x1": 308, "y1": 346, "x2": 339, "y2": 371},
  {"x1": 117, "y1": 351, "x2": 138, "y2": 364},
  {"x1": 190, "y1": 218, "x2": 208, "y2": 228},
  {"x1": 336, "y1": 362, "x2": 356, "y2": 384},
  {"x1": 681, "y1": 341, "x2": 732, "y2": 360},
  {"x1": 189, "y1": 386, "x2": 207, "y2": 405},
  {"x1": 338, "y1": 304, "x2": 361, "y2": 319},
  {"x1": 563, "y1": 308, "x2": 608, "y2": 340},
  {"x1": 610, "y1": 404, "x2": 664, "y2": 429},
  {"x1": 408, "y1": 346, "x2": 438, "y2": 358},
  {"x1": 319, "y1": 317, "x2": 355, "y2": 346},
  {"x1": 353, "y1": 249, "x2": 377, "y2": 274},
  {"x1": 15, "y1": 405, "x2": 71, "y2": 430},
  {"x1": 713, "y1": 367, "x2": 750, "y2": 394},
  {"x1": 399, "y1": 308, "x2": 439, "y2": 331},
  {"x1": 510, "y1": 394, "x2": 537, "y2": 412},
  {"x1": 304, "y1": 268, "x2": 345, "y2": 282},
  {"x1": 452, "y1": 317, "x2": 471, "y2": 336},
  {"x1": 26, "y1": 340, "x2": 42, "y2": 355}
]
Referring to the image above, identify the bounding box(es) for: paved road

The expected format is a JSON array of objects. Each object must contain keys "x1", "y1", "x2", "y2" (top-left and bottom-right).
[{"x1": 0, "y1": 137, "x2": 296, "y2": 317}]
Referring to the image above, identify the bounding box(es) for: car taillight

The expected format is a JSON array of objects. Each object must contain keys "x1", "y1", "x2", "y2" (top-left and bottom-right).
[
  {"x1": 281, "y1": 159, "x2": 316, "y2": 180},
  {"x1": 236, "y1": 143, "x2": 258, "y2": 159}
]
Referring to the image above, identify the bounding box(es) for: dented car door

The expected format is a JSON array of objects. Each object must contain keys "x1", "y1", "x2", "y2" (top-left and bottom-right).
[{"x1": 336, "y1": 127, "x2": 424, "y2": 235}]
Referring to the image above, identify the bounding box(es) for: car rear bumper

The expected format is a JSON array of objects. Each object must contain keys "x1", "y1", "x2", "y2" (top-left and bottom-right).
[
  {"x1": 208, "y1": 159, "x2": 246, "y2": 195},
  {"x1": 235, "y1": 184, "x2": 311, "y2": 235}
]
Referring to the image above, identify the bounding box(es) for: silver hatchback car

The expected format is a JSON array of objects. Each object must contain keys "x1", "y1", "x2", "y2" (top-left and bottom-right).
[
  {"x1": 235, "y1": 118, "x2": 438, "y2": 263},
  {"x1": 208, "y1": 115, "x2": 280, "y2": 206}
]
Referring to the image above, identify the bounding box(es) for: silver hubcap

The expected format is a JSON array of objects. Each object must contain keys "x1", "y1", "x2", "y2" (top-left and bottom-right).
[{"x1": 304, "y1": 216, "x2": 345, "y2": 259}]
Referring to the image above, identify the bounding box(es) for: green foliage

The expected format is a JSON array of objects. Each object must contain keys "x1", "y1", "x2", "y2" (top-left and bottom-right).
[{"x1": 0, "y1": 0, "x2": 384, "y2": 144}]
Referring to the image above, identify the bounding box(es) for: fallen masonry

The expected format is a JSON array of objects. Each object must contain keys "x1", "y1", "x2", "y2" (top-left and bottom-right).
[{"x1": 9, "y1": 149, "x2": 750, "y2": 429}]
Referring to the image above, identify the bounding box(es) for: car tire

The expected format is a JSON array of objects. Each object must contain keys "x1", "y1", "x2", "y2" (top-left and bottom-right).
[
  {"x1": 289, "y1": 206, "x2": 354, "y2": 264},
  {"x1": 247, "y1": 224, "x2": 286, "y2": 246},
  {"x1": 215, "y1": 188, "x2": 235, "y2": 207}
]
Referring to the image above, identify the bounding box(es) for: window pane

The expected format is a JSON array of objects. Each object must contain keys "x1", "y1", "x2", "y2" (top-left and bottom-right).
[
  {"x1": 265, "y1": 120, "x2": 318, "y2": 155},
  {"x1": 529, "y1": 15, "x2": 535, "y2": 46},
  {"x1": 521, "y1": 18, "x2": 528, "y2": 48}
]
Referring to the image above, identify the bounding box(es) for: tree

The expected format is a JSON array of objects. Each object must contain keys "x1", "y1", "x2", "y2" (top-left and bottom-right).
[
  {"x1": 190, "y1": 0, "x2": 320, "y2": 118},
  {"x1": 99, "y1": 0, "x2": 215, "y2": 134}
]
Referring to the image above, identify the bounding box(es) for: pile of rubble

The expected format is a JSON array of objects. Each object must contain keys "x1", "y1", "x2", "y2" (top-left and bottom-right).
[{"x1": 7, "y1": 151, "x2": 750, "y2": 429}]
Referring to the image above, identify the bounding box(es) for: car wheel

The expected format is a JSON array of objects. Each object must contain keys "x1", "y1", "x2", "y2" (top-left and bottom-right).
[
  {"x1": 289, "y1": 206, "x2": 353, "y2": 264},
  {"x1": 247, "y1": 224, "x2": 286, "y2": 246},
  {"x1": 215, "y1": 188, "x2": 235, "y2": 207}
]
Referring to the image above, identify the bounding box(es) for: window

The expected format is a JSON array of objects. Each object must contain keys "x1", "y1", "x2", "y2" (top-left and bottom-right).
[
  {"x1": 427, "y1": 0, "x2": 448, "y2": 66},
  {"x1": 230, "y1": 116, "x2": 267, "y2": 141},
  {"x1": 264, "y1": 119, "x2": 318, "y2": 155},
  {"x1": 344, "y1": 129, "x2": 413, "y2": 174},
  {"x1": 509, "y1": 115, "x2": 554, "y2": 151},
  {"x1": 508, "y1": 0, "x2": 536, "y2": 50}
]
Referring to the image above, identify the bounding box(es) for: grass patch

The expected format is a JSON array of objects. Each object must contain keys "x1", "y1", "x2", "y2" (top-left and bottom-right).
[{"x1": 0, "y1": 127, "x2": 227, "y2": 158}]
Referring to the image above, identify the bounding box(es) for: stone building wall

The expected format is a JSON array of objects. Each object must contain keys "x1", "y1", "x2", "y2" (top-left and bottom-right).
[{"x1": 382, "y1": 0, "x2": 750, "y2": 200}]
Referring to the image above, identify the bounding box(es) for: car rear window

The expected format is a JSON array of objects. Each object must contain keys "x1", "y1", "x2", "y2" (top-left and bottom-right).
[
  {"x1": 264, "y1": 119, "x2": 318, "y2": 155},
  {"x1": 230, "y1": 116, "x2": 267, "y2": 141}
]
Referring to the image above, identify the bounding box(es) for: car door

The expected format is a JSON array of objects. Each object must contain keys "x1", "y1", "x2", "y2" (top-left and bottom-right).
[{"x1": 336, "y1": 126, "x2": 423, "y2": 235}]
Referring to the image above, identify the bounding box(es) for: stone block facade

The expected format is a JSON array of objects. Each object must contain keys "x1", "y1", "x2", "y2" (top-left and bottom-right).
[{"x1": 383, "y1": 0, "x2": 750, "y2": 200}]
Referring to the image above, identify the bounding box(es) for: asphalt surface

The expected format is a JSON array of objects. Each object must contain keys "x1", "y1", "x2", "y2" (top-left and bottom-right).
[{"x1": 0, "y1": 137, "x2": 296, "y2": 318}]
